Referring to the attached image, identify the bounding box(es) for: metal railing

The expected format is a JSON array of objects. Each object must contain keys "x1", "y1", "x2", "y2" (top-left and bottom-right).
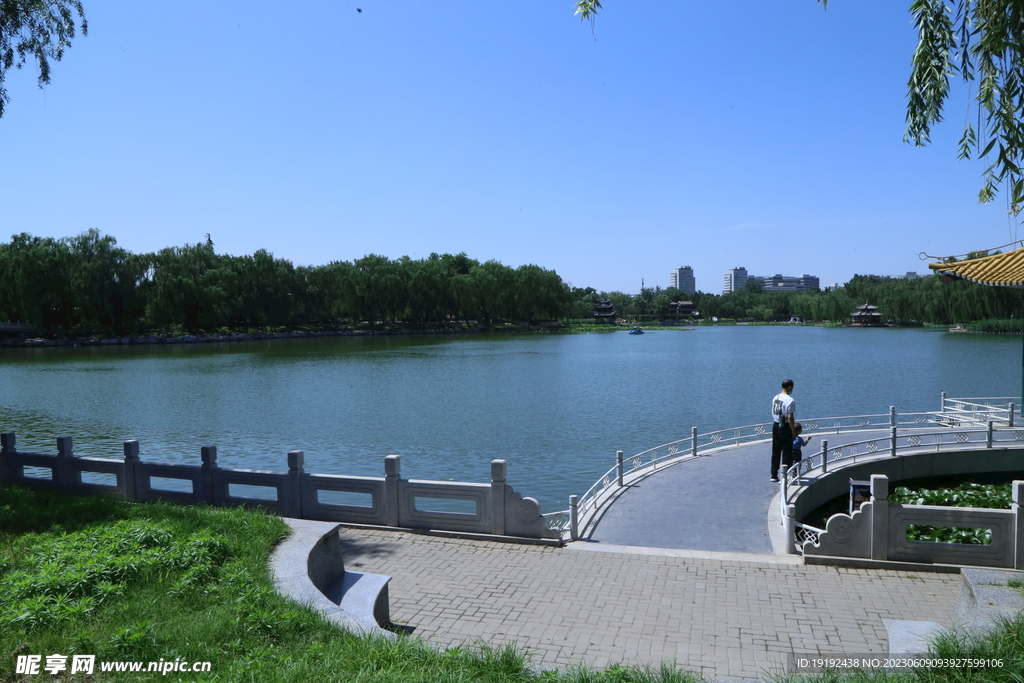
[{"x1": 558, "y1": 395, "x2": 1021, "y2": 541}]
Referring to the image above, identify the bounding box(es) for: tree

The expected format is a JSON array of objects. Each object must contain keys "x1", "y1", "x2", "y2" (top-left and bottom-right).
[
  {"x1": 903, "y1": 0, "x2": 1024, "y2": 208},
  {"x1": 574, "y1": 0, "x2": 1024, "y2": 208},
  {"x1": 743, "y1": 279, "x2": 764, "y2": 294},
  {"x1": 0, "y1": 0, "x2": 87, "y2": 118}
]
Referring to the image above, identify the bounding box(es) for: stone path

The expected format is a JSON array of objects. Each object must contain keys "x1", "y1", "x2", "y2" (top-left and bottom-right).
[
  {"x1": 334, "y1": 527, "x2": 959, "y2": 682},
  {"x1": 587, "y1": 430, "x2": 895, "y2": 552}
]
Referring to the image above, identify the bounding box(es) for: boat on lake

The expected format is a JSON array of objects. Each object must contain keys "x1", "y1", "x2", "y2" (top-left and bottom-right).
[{"x1": 628, "y1": 327, "x2": 644, "y2": 335}]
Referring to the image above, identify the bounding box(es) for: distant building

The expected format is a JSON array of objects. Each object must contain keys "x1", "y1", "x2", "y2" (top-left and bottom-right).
[
  {"x1": 749, "y1": 273, "x2": 820, "y2": 292},
  {"x1": 669, "y1": 266, "x2": 695, "y2": 295},
  {"x1": 723, "y1": 267, "x2": 748, "y2": 294},
  {"x1": 593, "y1": 298, "x2": 616, "y2": 324},
  {"x1": 848, "y1": 302, "x2": 885, "y2": 327},
  {"x1": 668, "y1": 300, "x2": 695, "y2": 318}
]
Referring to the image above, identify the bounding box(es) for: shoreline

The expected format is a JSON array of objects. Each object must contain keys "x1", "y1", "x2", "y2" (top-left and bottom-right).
[
  {"x1": 0, "y1": 321, "x2": 1011, "y2": 348},
  {"x1": 0, "y1": 326, "x2": 482, "y2": 348}
]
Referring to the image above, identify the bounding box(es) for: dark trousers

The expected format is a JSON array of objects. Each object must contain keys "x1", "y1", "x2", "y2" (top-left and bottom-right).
[{"x1": 771, "y1": 422, "x2": 793, "y2": 478}]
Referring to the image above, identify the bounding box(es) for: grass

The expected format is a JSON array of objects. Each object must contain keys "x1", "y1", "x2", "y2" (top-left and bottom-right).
[
  {"x1": 3, "y1": 486, "x2": 1023, "y2": 682},
  {"x1": 964, "y1": 319, "x2": 1024, "y2": 335}
]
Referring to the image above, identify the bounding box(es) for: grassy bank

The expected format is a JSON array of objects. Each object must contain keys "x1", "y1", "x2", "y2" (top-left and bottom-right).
[{"x1": 964, "y1": 319, "x2": 1024, "y2": 335}]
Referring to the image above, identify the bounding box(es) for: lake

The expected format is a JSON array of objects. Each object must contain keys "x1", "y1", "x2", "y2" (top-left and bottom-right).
[{"x1": 0, "y1": 326, "x2": 1019, "y2": 510}]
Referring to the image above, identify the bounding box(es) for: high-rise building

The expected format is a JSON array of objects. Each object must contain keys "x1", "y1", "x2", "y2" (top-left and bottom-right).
[
  {"x1": 669, "y1": 266, "x2": 695, "y2": 295},
  {"x1": 723, "y1": 267, "x2": 748, "y2": 294}
]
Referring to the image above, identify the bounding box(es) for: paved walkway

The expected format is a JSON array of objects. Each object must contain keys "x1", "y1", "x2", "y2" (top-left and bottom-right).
[
  {"x1": 587, "y1": 429, "x2": 895, "y2": 552},
  {"x1": 335, "y1": 527, "x2": 959, "y2": 681},
  {"x1": 301, "y1": 427, "x2": 983, "y2": 680}
]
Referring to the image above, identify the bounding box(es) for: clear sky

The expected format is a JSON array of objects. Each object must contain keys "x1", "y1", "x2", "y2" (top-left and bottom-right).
[{"x1": 0, "y1": 1, "x2": 1016, "y2": 294}]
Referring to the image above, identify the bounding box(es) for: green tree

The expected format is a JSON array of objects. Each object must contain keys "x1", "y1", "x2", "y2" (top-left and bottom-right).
[
  {"x1": 0, "y1": 0, "x2": 87, "y2": 117},
  {"x1": 904, "y1": 0, "x2": 1024, "y2": 207},
  {"x1": 651, "y1": 294, "x2": 671, "y2": 318},
  {"x1": 0, "y1": 232, "x2": 73, "y2": 332},
  {"x1": 66, "y1": 229, "x2": 149, "y2": 334},
  {"x1": 351, "y1": 254, "x2": 401, "y2": 325},
  {"x1": 236, "y1": 250, "x2": 296, "y2": 326},
  {"x1": 147, "y1": 242, "x2": 227, "y2": 331}
]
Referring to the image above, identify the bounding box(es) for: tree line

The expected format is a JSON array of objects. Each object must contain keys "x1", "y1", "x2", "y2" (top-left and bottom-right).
[
  {"x1": 3, "y1": 230, "x2": 1021, "y2": 336},
  {"x1": 572, "y1": 274, "x2": 1024, "y2": 325},
  {"x1": 0, "y1": 231, "x2": 573, "y2": 335}
]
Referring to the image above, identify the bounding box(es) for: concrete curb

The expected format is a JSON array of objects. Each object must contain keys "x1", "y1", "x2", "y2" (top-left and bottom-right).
[
  {"x1": 956, "y1": 567, "x2": 1024, "y2": 635},
  {"x1": 269, "y1": 517, "x2": 395, "y2": 639},
  {"x1": 883, "y1": 567, "x2": 1024, "y2": 656}
]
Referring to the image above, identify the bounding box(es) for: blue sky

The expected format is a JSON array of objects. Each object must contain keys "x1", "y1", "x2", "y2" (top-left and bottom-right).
[{"x1": 0, "y1": 1, "x2": 1016, "y2": 293}]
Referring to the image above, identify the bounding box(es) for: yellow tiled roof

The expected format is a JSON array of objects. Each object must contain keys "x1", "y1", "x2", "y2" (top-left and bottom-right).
[{"x1": 928, "y1": 247, "x2": 1024, "y2": 288}]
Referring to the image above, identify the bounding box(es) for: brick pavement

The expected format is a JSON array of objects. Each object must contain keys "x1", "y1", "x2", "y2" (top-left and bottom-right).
[{"x1": 334, "y1": 528, "x2": 960, "y2": 681}]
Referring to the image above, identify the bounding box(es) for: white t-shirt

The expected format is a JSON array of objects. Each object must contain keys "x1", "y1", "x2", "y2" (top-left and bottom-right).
[{"x1": 771, "y1": 392, "x2": 795, "y2": 424}]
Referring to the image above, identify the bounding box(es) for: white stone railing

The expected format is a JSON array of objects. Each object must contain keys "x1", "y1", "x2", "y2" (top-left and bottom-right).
[
  {"x1": 801, "y1": 475, "x2": 1024, "y2": 569},
  {"x1": 559, "y1": 395, "x2": 1021, "y2": 542},
  {"x1": 0, "y1": 433, "x2": 559, "y2": 541}
]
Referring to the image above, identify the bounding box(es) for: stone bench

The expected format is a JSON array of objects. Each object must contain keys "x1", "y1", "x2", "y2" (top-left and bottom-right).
[{"x1": 270, "y1": 518, "x2": 394, "y2": 638}]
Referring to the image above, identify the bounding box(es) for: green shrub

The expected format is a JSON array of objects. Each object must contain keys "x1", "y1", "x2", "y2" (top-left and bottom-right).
[{"x1": 890, "y1": 483, "x2": 1011, "y2": 545}]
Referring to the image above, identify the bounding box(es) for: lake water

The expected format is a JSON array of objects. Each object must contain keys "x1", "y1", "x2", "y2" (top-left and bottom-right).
[{"x1": 0, "y1": 327, "x2": 1019, "y2": 510}]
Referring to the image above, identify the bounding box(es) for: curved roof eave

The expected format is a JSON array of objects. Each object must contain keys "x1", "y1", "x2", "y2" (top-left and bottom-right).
[{"x1": 928, "y1": 246, "x2": 1024, "y2": 289}]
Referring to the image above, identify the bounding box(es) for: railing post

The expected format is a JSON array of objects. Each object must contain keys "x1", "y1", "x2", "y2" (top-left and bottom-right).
[
  {"x1": 0, "y1": 432, "x2": 14, "y2": 487},
  {"x1": 384, "y1": 455, "x2": 400, "y2": 528},
  {"x1": 1010, "y1": 403, "x2": 1016, "y2": 427},
  {"x1": 691, "y1": 427, "x2": 698, "y2": 458},
  {"x1": 890, "y1": 427, "x2": 897, "y2": 457},
  {"x1": 56, "y1": 435, "x2": 74, "y2": 488},
  {"x1": 287, "y1": 450, "x2": 304, "y2": 518},
  {"x1": 123, "y1": 440, "x2": 140, "y2": 501},
  {"x1": 870, "y1": 474, "x2": 889, "y2": 561},
  {"x1": 784, "y1": 504, "x2": 797, "y2": 554},
  {"x1": 821, "y1": 439, "x2": 828, "y2": 473},
  {"x1": 616, "y1": 450, "x2": 624, "y2": 486},
  {"x1": 987, "y1": 421, "x2": 994, "y2": 448},
  {"x1": 490, "y1": 459, "x2": 506, "y2": 536},
  {"x1": 569, "y1": 494, "x2": 579, "y2": 541},
  {"x1": 1013, "y1": 481, "x2": 1024, "y2": 570},
  {"x1": 889, "y1": 406, "x2": 896, "y2": 427},
  {"x1": 781, "y1": 465, "x2": 788, "y2": 504},
  {"x1": 940, "y1": 390, "x2": 947, "y2": 412},
  {"x1": 201, "y1": 446, "x2": 218, "y2": 505}
]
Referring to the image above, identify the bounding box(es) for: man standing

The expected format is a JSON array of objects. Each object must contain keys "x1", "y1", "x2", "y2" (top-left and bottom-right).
[{"x1": 770, "y1": 379, "x2": 796, "y2": 482}]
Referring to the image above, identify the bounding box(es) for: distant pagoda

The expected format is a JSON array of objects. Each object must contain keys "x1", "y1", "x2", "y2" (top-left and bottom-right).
[
  {"x1": 848, "y1": 302, "x2": 885, "y2": 327},
  {"x1": 593, "y1": 298, "x2": 616, "y2": 324}
]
